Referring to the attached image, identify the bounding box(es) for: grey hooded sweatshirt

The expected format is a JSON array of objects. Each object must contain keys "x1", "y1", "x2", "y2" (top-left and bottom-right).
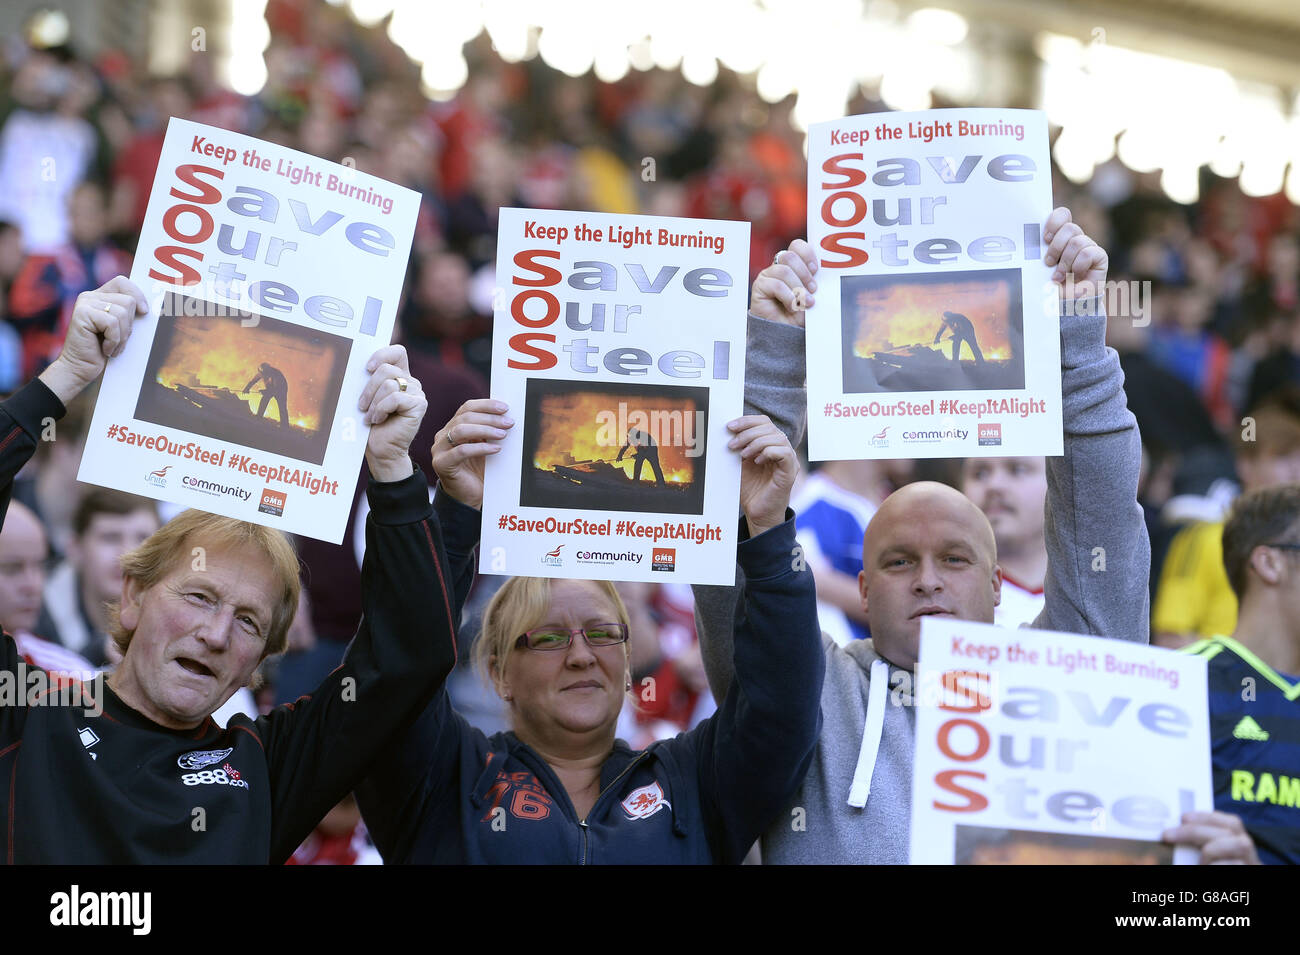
[{"x1": 695, "y1": 298, "x2": 1150, "y2": 864}]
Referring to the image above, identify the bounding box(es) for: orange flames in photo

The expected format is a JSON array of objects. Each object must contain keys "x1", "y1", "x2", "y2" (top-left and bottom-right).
[
  {"x1": 850, "y1": 277, "x2": 1013, "y2": 359},
  {"x1": 532, "y1": 391, "x2": 698, "y2": 484},
  {"x1": 154, "y1": 315, "x2": 335, "y2": 431}
]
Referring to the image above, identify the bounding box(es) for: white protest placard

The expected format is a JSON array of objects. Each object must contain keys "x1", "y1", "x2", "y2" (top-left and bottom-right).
[
  {"x1": 805, "y1": 108, "x2": 1059, "y2": 460},
  {"x1": 481, "y1": 208, "x2": 748, "y2": 584},
  {"x1": 911, "y1": 619, "x2": 1213, "y2": 865},
  {"x1": 79, "y1": 118, "x2": 419, "y2": 543}
]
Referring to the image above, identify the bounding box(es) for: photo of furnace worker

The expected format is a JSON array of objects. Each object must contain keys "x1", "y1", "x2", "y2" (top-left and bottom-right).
[
  {"x1": 839, "y1": 268, "x2": 1026, "y2": 393},
  {"x1": 517, "y1": 377, "x2": 710, "y2": 515}
]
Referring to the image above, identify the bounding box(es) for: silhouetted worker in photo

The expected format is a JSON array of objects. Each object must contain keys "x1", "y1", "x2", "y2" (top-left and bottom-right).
[
  {"x1": 616, "y1": 427, "x2": 665, "y2": 487},
  {"x1": 934, "y1": 310, "x2": 985, "y2": 364},
  {"x1": 243, "y1": 362, "x2": 290, "y2": 428}
]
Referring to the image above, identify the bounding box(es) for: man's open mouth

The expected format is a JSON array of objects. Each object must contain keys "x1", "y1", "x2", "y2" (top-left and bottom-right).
[{"x1": 177, "y1": 658, "x2": 214, "y2": 677}]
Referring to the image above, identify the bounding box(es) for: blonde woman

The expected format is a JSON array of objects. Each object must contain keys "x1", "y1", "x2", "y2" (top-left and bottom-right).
[{"x1": 356, "y1": 405, "x2": 823, "y2": 863}]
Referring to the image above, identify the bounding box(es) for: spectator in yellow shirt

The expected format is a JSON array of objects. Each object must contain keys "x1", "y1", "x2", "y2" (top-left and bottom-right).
[{"x1": 1153, "y1": 387, "x2": 1300, "y2": 646}]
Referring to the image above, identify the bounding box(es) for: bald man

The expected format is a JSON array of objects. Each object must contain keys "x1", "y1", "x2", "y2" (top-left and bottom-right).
[
  {"x1": 856, "y1": 481, "x2": 999, "y2": 670},
  {"x1": 695, "y1": 209, "x2": 1255, "y2": 864}
]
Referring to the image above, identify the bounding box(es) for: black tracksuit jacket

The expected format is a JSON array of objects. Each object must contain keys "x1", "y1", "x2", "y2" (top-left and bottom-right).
[{"x1": 0, "y1": 378, "x2": 458, "y2": 863}]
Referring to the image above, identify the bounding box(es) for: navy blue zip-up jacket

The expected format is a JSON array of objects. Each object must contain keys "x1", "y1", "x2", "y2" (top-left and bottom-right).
[{"x1": 356, "y1": 488, "x2": 823, "y2": 863}]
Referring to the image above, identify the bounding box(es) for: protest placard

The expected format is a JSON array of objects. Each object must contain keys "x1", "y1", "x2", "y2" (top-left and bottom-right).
[
  {"x1": 805, "y1": 108, "x2": 1059, "y2": 460},
  {"x1": 911, "y1": 618, "x2": 1213, "y2": 864},
  {"x1": 480, "y1": 208, "x2": 748, "y2": 584},
  {"x1": 78, "y1": 118, "x2": 419, "y2": 543}
]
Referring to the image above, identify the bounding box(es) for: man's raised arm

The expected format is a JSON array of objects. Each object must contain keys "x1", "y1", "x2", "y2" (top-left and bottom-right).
[
  {"x1": 255, "y1": 347, "x2": 464, "y2": 862},
  {"x1": 2, "y1": 277, "x2": 148, "y2": 745},
  {"x1": 1032, "y1": 207, "x2": 1150, "y2": 643},
  {"x1": 694, "y1": 240, "x2": 816, "y2": 703}
]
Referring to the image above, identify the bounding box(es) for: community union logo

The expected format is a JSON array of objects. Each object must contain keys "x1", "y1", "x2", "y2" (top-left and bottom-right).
[
  {"x1": 870, "y1": 426, "x2": 890, "y2": 449},
  {"x1": 184, "y1": 475, "x2": 252, "y2": 502},
  {"x1": 902, "y1": 428, "x2": 969, "y2": 444},
  {"x1": 145, "y1": 465, "x2": 171, "y2": 487},
  {"x1": 576, "y1": 550, "x2": 642, "y2": 566},
  {"x1": 540, "y1": 544, "x2": 564, "y2": 567}
]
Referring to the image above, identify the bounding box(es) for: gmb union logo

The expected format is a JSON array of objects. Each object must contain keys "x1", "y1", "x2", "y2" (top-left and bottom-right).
[
  {"x1": 870, "y1": 426, "x2": 890, "y2": 449},
  {"x1": 145, "y1": 465, "x2": 171, "y2": 487},
  {"x1": 540, "y1": 544, "x2": 564, "y2": 567},
  {"x1": 258, "y1": 487, "x2": 286, "y2": 517},
  {"x1": 621, "y1": 781, "x2": 672, "y2": 821},
  {"x1": 177, "y1": 747, "x2": 233, "y2": 770}
]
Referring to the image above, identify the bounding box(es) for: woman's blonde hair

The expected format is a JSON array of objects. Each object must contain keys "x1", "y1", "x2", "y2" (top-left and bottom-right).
[{"x1": 474, "y1": 577, "x2": 631, "y2": 694}]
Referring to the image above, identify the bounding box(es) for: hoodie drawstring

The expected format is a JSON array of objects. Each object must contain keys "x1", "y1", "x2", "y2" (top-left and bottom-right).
[{"x1": 847, "y1": 659, "x2": 890, "y2": 808}]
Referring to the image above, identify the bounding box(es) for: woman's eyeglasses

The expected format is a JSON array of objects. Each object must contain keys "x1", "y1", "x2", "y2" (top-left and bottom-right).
[{"x1": 514, "y1": 624, "x2": 629, "y2": 651}]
